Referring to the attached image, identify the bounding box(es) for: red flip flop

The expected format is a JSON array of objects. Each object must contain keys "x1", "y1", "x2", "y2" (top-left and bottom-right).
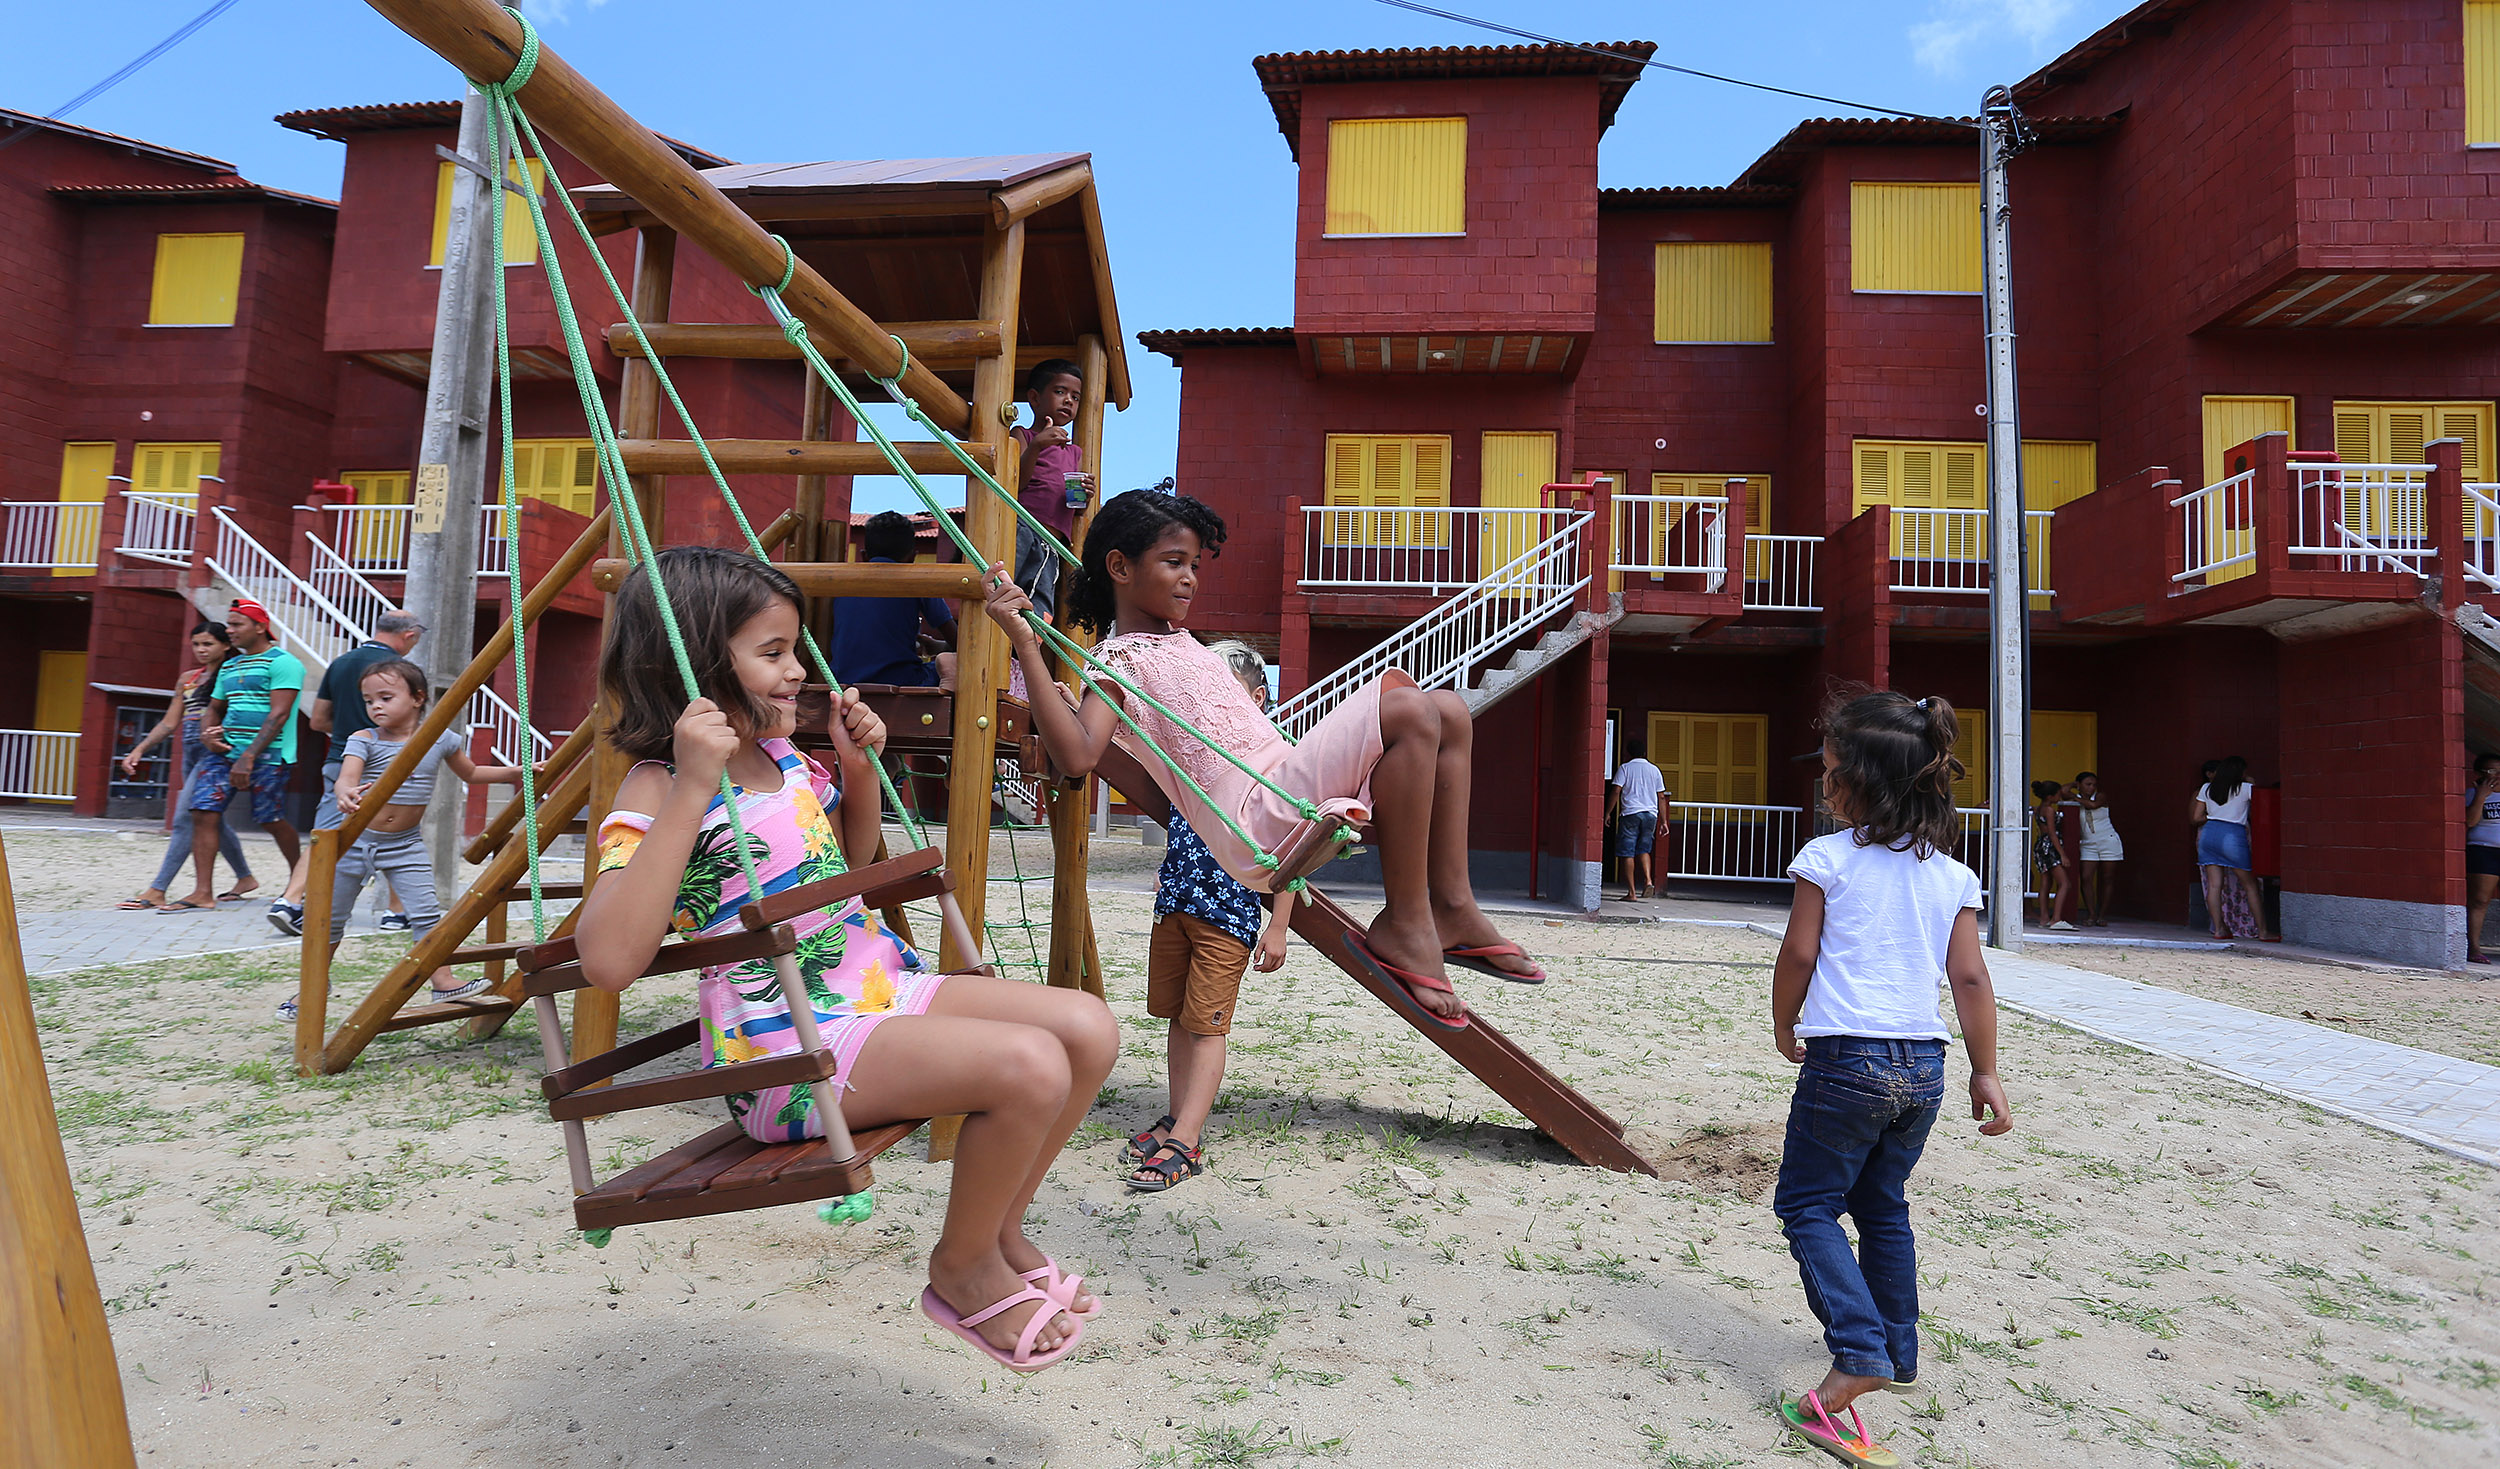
[
  {"x1": 1344, "y1": 936, "x2": 1470, "y2": 1030},
  {"x1": 1443, "y1": 941, "x2": 1546, "y2": 985}
]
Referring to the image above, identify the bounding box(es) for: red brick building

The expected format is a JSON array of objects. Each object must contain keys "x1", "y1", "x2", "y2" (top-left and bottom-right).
[
  {"x1": 0, "y1": 102, "x2": 809, "y2": 822},
  {"x1": 1143, "y1": 0, "x2": 2500, "y2": 966}
]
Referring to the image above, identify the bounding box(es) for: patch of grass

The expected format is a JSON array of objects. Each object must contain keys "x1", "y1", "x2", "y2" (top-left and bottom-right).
[
  {"x1": 2233, "y1": 1384, "x2": 2301, "y2": 1417},
  {"x1": 51, "y1": 1086, "x2": 175, "y2": 1142},
  {"x1": 1634, "y1": 1428, "x2": 1737, "y2": 1469},
  {"x1": 1190, "y1": 1308, "x2": 1283, "y2": 1346},
  {"x1": 2063, "y1": 1294, "x2": 2182, "y2": 1340},
  {"x1": 2338, "y1": 1373, "x2": 2480, "y2": 1433}
]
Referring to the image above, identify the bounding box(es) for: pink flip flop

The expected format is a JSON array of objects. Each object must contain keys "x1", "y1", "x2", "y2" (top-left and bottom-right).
[
  {"x1": 1777, "y1": 1391, "x2": 1901, "y2": 1467},
  {"x1": 1019, "y1": 1257, "x2": 1101, "y2": 1321},
  {"x1": 1344, "y1": 937, "x2": 1471, "y2": 1031},
  {"x1": 1443, "y1": 941, "x2": 1546, "y2": 985},
  {"x1": 918, "y1": 1284, "x2": 1084, "y2": 1374}
]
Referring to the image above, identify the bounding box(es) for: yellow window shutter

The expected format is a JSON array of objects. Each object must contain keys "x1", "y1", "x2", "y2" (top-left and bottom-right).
[
  {"x1": 1687, "y1": 718, "x2": 1723, "y2": 804},
  {"x1": 1652, "y1": 242, "x2": 1774, "y2": 343},
  {"x1": 2333, "y1": 406, "x2": 2376, "y2": 464},
  {"x1": 344, "y1": 471, "x2": 413, "y2": 504},
  {"x1": 2200, "y1": 395, "x2": 2295, "y2": 485},
  {"x1": 1411, "y1": 436, "x2": 1450, "y2": 508},
  {"x1": 2472, "y1": 0, "x2": 2500, "y2": 145},
  {"x1": 1324, "y1": 117, "x2": 1467, "y2": 237},
  {"x1": 1951, "y1": 709, "x2": 1985, "y2": 809},
  {"x1": 148, "y1": 234, "x2": 244, "y2": 326},
  {"x1": 2436, "y1": 404, "x2": 2492, "y2": 480},
  {"x1": 1726, "y1": 716, "x2": 1766, "y2": 806},
  {"x1": 1647, "y1": 713, "x2": 1685, "y2": 791},
  {"x1": 1326, "y1": 435, "x2": 1367, "y2": 505},
  {"x1": 1901, "y1": 447, "x2": 1938, "y2": 509},
  {"x1": 569, "y1": 439, "x2": 599, "y2": 513},
  {"x1": 1850, "y1": 182, "x2": 1982, "y2": 293},
  {"x1": 433, "y1": 157, "x2": 548, "y2": 266},
  {"x1": 1855, "y1": 443, "x2": 1892, "y2": 515}
]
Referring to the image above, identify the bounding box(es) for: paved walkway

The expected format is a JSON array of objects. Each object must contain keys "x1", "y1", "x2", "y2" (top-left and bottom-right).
[
  {"x1": 1984, "y1": 946, "x2": 2500, "y2": 1169},
  {"x1": 13, "y1": 900, "x2": 301, "y2": 976}
]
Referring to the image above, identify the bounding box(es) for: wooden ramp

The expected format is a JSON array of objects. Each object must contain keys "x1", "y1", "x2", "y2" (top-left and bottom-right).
[{"x1": 1090, "y1": 742, "x2": 1654, "y2": 1176}]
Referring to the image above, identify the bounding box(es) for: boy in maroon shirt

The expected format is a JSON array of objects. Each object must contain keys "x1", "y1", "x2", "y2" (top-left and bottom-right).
[{"x1": 1008, "y1": 358, "x2": 1090, "y2": 619}]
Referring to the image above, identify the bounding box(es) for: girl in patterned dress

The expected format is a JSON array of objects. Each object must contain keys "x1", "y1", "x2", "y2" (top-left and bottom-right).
[
  {"x1": 575, "y1": 547, "x2": 1117, "y2": 1372},
  {"x1": 985, "y1": 491, "x2": 1546, "y2": 1033}
]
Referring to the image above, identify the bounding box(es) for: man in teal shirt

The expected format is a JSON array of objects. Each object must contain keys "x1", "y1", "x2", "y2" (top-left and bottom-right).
[{"x1": 191, "y1": 598, "x2": 307, "y2": 925}]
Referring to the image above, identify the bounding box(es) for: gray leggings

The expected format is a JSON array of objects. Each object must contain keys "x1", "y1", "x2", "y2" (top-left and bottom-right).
[
  {"x1": 150, "y1": 814, "x2": 251, "y2": 893},
  {"x1": 330, "y1": 827, "x2": 442, "y2": 945}
]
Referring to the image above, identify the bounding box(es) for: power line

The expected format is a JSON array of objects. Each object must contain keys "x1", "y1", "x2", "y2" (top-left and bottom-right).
[
  {"x1": 1370, "y1": 0, "x2": 1972, "y2": 127},
  {"x1": 0, "y1": 0, "x2": 248, "y2": 154}
]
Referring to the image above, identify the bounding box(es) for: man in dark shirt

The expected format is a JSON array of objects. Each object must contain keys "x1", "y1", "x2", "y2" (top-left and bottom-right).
[
  {"x1": 830, "y1": 512, "x2": 957, "y2": 690},
  {"x1": 268, "y1": 609, "x2": 423, "y2": 933}
]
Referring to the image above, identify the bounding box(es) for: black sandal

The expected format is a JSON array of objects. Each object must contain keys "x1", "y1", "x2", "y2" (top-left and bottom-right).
[
  {"x1": 1127, "y1": 1137, "x2": 1202, "y2": 1193},
  {"x1": 1123, "y1": 1114, "x2": 1176, "y2": 1165}
]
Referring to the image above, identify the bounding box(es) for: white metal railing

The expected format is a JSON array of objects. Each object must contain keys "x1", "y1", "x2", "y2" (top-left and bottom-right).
[
  {"x1": 1663, "y1": 804, "x2": 1805, "y2": 881},
  {"x1": 1300, "y1": 505, "x2": 1581, "y2": 594},
  {"x1": 1890, "y1": 508, "x2": 2054, "y2": 595},
  {"x1": 2171, "y1": 469, "x2": 2256, "y2": 586},
  {"x1": 2290, "y1": 463, "x2": 2434, "y2": 575},
  {"x1": 305, "y1": 536, "x2": 401, "y2": 651},
  {"x1": 469, "y1": 684, "x2": 555, "y2": 766},
  {"x1": 1742, "y1": 534, "x2": 1821, "y2": 611},
  {"x1": 324, "y1": 503, "x2": 511, "y2": 577},
  {"x1": 117, "y1": 491, "x2": 198, "y2": 566},
  {"x1": 1273, "y1": 509, "x2": 1590, "y2": 739},
  {"x1": 1608, "y1": 495, "x2": 1729, "y2": 588},
  {"x1": 0, "y1": 730, "x2": 78, "y2": 800},
  {"x1": 0, "y1": 501, "x2": 103, "y2": 572},
  {"x1": 204, "y1": 508, "x2": 373, "y2": 673},
  {"x1": 2466, "y1": 484, "x2": 2500, "y2": 592}
]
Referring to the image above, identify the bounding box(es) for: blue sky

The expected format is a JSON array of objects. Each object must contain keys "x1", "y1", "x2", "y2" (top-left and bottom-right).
[{"x1": 10, "y1": 0, "x2": 2111, "y2": 509}]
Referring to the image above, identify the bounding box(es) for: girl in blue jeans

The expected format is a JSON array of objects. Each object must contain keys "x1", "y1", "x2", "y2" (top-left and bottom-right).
[{"x1": 1769, "y1": 691, "x2": 2015, "y2": 1466}]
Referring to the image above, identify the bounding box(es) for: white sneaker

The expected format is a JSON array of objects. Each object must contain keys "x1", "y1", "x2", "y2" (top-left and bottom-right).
[
  {"x1": 424, "y1": 975, "x2": 494, "y2": 1004},
  {"x1": 2049, "y1": 920, "x2": 2078, "y2": 931}
]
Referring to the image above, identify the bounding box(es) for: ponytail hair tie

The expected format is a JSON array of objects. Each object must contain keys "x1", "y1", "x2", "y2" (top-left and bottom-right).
[{"x1": 1915, "y1": 696, "x2": 1933, "y2": 711}]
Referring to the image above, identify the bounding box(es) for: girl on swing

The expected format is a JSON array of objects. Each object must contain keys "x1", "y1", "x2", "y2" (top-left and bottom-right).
[
  {"x1": 576, "y1": 547, "x2": 1117, "y2": 1374},
  {"x1": 986, "y1": 490, "x2": 1546, "y2": 1031}
]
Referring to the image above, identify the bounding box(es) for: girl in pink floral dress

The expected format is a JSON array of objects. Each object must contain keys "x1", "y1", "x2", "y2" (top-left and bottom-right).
[
  {"x1": 988, "y1": 491, "x2": 1547, "y2": 1031},
  {"x1": 574, "y1": 547, "x2": 1117, "y2": 1374}
]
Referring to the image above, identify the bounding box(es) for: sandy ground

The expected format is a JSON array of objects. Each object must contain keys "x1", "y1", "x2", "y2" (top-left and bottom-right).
[{"x1": 10, "y1": 815, "x2": 2497, "y2": 1469}]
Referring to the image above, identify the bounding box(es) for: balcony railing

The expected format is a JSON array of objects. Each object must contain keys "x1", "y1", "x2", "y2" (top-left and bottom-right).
[
  {"x1": 0, "y1": 730, "x2": 78, "y2": 801},
  {"x1": 0, "y1": 501, "x2": 102, "y2": 572},
  {"x1": 1662, "y1": 804, "x2": 1805, "y2": 882},
  {"x1": 118, "y1": 491, "x2": 197, "y2": 566},
  {"x1": 1889, "y1": 509, "x2": 2054, "y2": 596},
  {"x1": 2289, "y1": 463, "x2": 2435, "y2": 575},
  {"x1": 1299, "y1": 505, "x2": 1582, "y2": 594},
  {"x1": 2466, "y1": 484, "x2": 2500, "y2": 593},
  {"x1": 1608, "y1": 495, "x2": 1729, "y2": 587},
  {"x1": 324, "y1": 503, "x2": 511, "y2": 576},
  {"x1": 2170, "y1": 470, "x2": 2257, "y2": 587},
  {"x1": 1742, "y1": 534, "x2": 1821, "y2": 611}
]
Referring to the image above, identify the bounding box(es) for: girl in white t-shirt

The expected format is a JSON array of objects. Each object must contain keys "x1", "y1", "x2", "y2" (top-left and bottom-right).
[{"x1": 1768, "y1": 691, "x2": 2015, "y2": 1466}]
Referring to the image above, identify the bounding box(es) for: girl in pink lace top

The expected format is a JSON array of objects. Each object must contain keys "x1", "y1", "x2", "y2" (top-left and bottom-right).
[{"x1": 988, "y1": 491, "x2": 1547, "y2": 1027}]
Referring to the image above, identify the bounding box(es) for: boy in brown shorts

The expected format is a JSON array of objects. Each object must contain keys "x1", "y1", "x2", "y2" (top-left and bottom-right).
[{"x1": 1124, "y1": 642, "x2": 1288, "y2": 1191}]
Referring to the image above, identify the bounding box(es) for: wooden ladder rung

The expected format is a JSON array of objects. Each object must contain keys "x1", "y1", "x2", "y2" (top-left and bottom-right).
[
  {"x1": 493, "y1": 881, "x2": 584, "y2": 901},
  {"x1": 443, "y1": 940, "x2": 539, "y2": 965},
  {"x1": 378, "y1": 995, "x2": 518, "y2": 1033}
]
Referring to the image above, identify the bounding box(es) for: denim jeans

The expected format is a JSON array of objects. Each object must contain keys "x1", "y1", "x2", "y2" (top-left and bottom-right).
[
  {"x1": 1773, "y1": 1036, "x2": 1947, "y2": 1381},
  {"x1": 149, "y1": 721, "x2": 254, "y2": 892}
]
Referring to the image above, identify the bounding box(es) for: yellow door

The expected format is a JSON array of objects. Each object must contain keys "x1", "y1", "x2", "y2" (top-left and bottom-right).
[
  {"x1": 1952, "y1": 709, "x2": 2097, "y2": 807},
  {"x1": 2200, "y1": 397, "x2": 2291, "y2": 587},
  {"x1": 53, "y1": 442, "x2": 113, "y2": 579},
  {"x1": 1479, "y1": 431, "x2": 1556, "y2": 574},
  {"x1": 32, "y1": 651, "x2": 86, "y2": 803},
  {"x1": 2018, "y1": 441, "x2": 2095, "y2": 609}
]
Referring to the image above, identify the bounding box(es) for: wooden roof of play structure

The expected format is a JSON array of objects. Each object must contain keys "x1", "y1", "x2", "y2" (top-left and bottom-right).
[{"x1": 574, "y1": 152, "x2": 1131, "y2": 407}]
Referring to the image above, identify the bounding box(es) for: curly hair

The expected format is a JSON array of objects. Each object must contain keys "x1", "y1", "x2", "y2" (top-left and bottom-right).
[
  {"x1": 599, "y1": 546, "x2": 804, "y2": 762},
  {"x1": 1064, "y1": 489, "x2": 1228, "y2": 635},
  {"x1": 1820, "y1": 688, "x2": 1964, "y2": 857}
]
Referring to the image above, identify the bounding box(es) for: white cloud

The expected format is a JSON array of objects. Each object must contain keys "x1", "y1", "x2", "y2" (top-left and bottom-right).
[{"x1": 1909, "y1": 0, "x2": 2078, "y2": 75}]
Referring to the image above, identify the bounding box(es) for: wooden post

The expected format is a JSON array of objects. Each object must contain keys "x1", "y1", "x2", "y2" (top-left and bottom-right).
[
  {"x1": 797, "y1": 371, "x2": 835, "y2": 647},
  {"x1": 0, "y1": 833, "x2": 139, "y2": 1469},
  {"x1": 1045, "y1": 332, "x2": 1110, "y2": 995},
  {"x1": 927, "y1": 217, "x2": 1026, "y2": 1163},
  {"x1": 359, "y1": 0, "x2": 971, "y2": 433},
  {"x1": 294, "y1": 828, "x2": 340, "y2": 1074},
  {"x1": 574, "y1": 224, "x2": 676, "y2": 1074}
]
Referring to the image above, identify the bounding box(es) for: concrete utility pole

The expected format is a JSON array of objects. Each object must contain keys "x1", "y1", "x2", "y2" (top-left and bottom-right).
[
  {"x1": 403, "y1": 85, "x2": 498, "y2": 897},
  {"x1": 1980, "y1": 86, "x2": 2033, "y2": 950}
]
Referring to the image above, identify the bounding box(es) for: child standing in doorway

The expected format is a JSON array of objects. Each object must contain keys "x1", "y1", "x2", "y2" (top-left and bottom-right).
[
  {"x1": 1124, "y1": 640, "x2": 1293, "y2": 1193},
  {"x1": 1769, "y1": 690, "x2": 2014, "y2": 1466},
  {"x1": 1008, "y1": 357, "x2": 1092, "y2": 621}
]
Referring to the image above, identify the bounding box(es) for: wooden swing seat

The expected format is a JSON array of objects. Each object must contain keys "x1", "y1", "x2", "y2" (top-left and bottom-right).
[{"x1": 517, "y1": 844, "x2": 971, "y2": 1232}]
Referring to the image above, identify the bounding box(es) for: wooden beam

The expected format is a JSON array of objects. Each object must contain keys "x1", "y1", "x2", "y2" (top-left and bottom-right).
[
  {"x1": 358, "y1": 0, "x2": 970, "y2": 433},
  {"x1": 1046, "y1": 331, "x2": 1110, "y2": 995},
  {"x1": 605, "y1": 319, "x2": 1003, "y2": 366},
  {"x1": 614, "y1": 438, "x2": 995, "y2": 478},
  {"x1": 1075, "y1": 182, "x2": 1133, "y2": 411},
  {"x1": 0, "y1": 833, "x2": 138, "y2": 1468},
  {"x1": 991, "y1": 162, "x2": 1092, "y2": 230},
  {"x1": 590, "y1": 558, "x2": 987, "y2": 599}
]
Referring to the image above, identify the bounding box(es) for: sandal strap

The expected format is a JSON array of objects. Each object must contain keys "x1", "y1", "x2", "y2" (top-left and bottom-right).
[
  {"x1": 1136, "y1": 1137, "x2": 1202, "y2": 1176},
  {"x1": 958, "y1": 1283, "x2": 1054, "y2": 1330}
]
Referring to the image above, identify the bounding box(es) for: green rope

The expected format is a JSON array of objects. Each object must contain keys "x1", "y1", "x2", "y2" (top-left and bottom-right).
[
  {"x1": 747, "y1": 284, "x2": 1348, "y2": 877},
  {"x1": 501, "y1": 134, "x2": 929, "y2": 853}
]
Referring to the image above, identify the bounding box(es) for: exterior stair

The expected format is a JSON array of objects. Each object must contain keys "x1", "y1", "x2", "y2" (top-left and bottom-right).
[{"x1": 1459, "y1": 596, "x2": 1624, "y2": 715}]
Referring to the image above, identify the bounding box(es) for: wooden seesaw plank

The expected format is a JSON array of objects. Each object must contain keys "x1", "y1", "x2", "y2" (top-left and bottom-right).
[{"x1": 1087, "y1": 741, "x2": 1654, "y2": 1176}]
